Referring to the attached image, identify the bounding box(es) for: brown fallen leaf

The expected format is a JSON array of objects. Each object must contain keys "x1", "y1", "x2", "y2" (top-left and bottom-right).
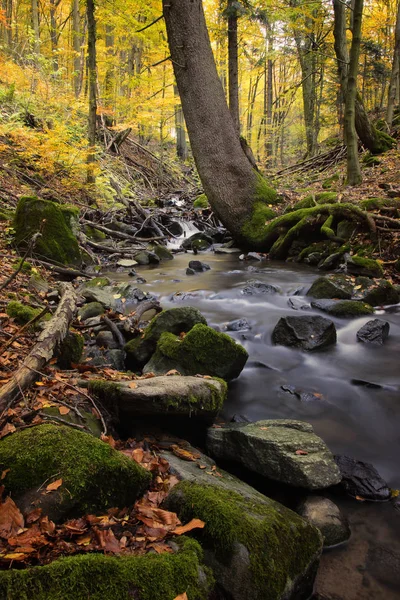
[
  {"x1": 173, "y1": 593, "x2": 188, "y2": 600},
  {"x1": 1, "y1": 469, "x2": 10, "y2": 480},
  {"x1": 0, "y1": 423, "x2": 16, "y2": 439},
  {"x1": 58, "y1": 406, "x2": 70, "y2": 415},
  {"x1": 131, "y1": 448, "x2": 144, "y2": 463},
  {"x1": 0, "y1": 496, "x2": 24, "y2": 539},
  {"x1": 171, "y1": 445, "x2": 201, "y2": 462},
  {"x1": 46, "y1": 478, "x2": 63, "y2": 493},
  {"x1": 165, "y1": 369, "x2": 181, "y2": 376},
  {"x1": 295, "y1": 450, "x2": 308, "y2": 455},
  {"x1": 128, "y1": 381, "x2": 138, "y2": 389},
  {"x1": 173, "y1": 518, "x2": 205, "y2": 535}
]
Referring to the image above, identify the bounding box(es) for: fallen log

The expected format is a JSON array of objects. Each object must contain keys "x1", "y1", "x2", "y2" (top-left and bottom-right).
[
  {"x1": 0, "y1": 283, "x2": 77, "y2": 412},
  {"x1": 82, "y1": 219, "x2": 166, "y2": 243}
]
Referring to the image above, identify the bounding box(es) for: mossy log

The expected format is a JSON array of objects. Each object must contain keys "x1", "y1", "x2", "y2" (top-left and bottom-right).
[
  {"x1": 259, "y1": 203, "x2": 376, "y2": 259},
  {"x1": 0, "y1": 283, "x2": 77, "y2": 411}
]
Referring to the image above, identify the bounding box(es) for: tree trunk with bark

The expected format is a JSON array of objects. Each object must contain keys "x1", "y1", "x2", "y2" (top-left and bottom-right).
[
  {"x1": 345, "y1": 0, "x2": 363, "y2": 185},
  {"x1": 386, "y1": 0, "x2": 400, "y2": 128},
  {"x1": 31, "y1": 0, "x2": 40, "y2": 61},
  {"x1": 227, "y1": 0, "x2": 240, "y2": 135},
  {"x1": 86, "y1": 0, "x2": 97, "y2": 187},
  {"x1": 162, "y1": 0, "x2": 278, "y2": 249},
  {"x1": 72, "y1": 0, "x2": 82, "y2": 97},
  {"x1": 174, "y1": 85, "x2": 188, "y2": 160},
  {"x1": 333, "y1": 0, "x2": 395, "y2": 154}
]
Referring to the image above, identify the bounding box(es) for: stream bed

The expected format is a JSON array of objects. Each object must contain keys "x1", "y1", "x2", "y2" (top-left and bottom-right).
[{"x1": 109, "y1": 251, "x2": 400, "y2": 599}]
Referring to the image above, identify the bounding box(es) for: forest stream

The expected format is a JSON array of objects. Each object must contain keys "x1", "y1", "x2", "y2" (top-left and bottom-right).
[{"x1": 107, "y1": 251, "x2": 400, "y2": 600}]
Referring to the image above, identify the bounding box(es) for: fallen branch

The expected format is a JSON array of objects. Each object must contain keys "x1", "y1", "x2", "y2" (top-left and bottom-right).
[
  {"x1": 102, "y1": 315, "x2": 125, "y2": 348},
  {"x1": 82, "y1": 219, "x2": 166, "y2": 243},
  {"x1": 0, "y1": 305, "x2": 50, "y2": 354},
  {"x1": 0, "y1": 232, "x2": 41, "y2": 293},
  {"x1": 0, "y1": 283, "x2": 77, "y2": 411}
]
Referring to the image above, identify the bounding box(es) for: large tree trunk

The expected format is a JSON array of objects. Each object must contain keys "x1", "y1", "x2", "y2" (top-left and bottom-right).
[
  {"x1": 386, "y1": 0, "x2": 400, "y2": 128},
  {"x1": 174, "y1": 85, "x2": 188, "y2": 160},
  {"x1": 227, "y1": 0, "x2": 240, "y2": 135},
  {"x1": 333, "y1": 0, "x2": 394, "y2": 154},
  {"x1": 345, "y1": 0, "x2": 363, "y2": 185},
  {"x1": 162, "y1": 0, "x2": 278, "y2": 248}
]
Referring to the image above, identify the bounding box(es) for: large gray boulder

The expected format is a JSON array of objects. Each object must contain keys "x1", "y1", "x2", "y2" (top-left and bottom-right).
[
  {"x1": 272, "y1": 315, "x2": 337, "y2": 351},
  {"x1": 124, "y1": 307, "x2": 207, "y2": 369},
  {"x1": 162, "y1": 444, "x2": 323, "y2": 600},
  {"x1": 297, "y1": 496, "x2": 350, "y2": 548},
  {"x1": 207, "y1": 420, "x2": 341, "y2": 490},
  {"x1": 85, "y1": 375, "x2": 227, "y2": 422}
]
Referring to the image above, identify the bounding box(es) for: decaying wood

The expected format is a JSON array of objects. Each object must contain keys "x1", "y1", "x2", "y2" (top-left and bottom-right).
[
  {"x1": 0, "y1": 283, "x2": 77, "y2": 411},
  {"x1": 30, "y1": 258, "x2": 90, "y2": 279},
  {"x1": 102, "y1": 315, "x2": 125, "y2": 348}
]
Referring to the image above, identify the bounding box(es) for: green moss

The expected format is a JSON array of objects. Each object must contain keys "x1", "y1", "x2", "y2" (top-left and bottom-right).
[
  {"x1": 193, "y1": 194, "x2": 209, "y2": 209},
  {"x1": 0, "y1": 537, "x2": 211, "y2": 600},
  {"x1": 348, "y1": 255, "x2": 384, "y2": 277},
  {"x1": 242, "y1": 201, "x2": 277, "y2": 246},
  {"x1": 88, "y1": 380, "x2": 123, "y2": 413},
  {"x1": 323, "y1": 300, "x2": 374, "y2": 317},
  {"x1": 13, "y1": 196, "x2": 81, "y2": 266},
  {"x1": 12, "y1": 259, "x2": 32, "y2": 273},
  {"x1": 253, "y1": 171, "x2": 279, "y2": 205},
  {"x1": 320, "y1": 215, "x2": 336, "y2": 240},
  {"x1": 6, "y1": 301, "x2": 45, "y2": 325},
  {"x1": 156, "y1": 324, "x2": 248, "y2": 381},
  {"x1": 56, "y1": 332, "x2": 84, "y2": 369},
  {"x1": 167, "y1": 482, "x2": 321, "y2": 600},
  {"x1": 78, "y1": 301, "x2": 105, "y2": 320},
  {"x1": 362, "y1": 153, "x2": 381, "y2": 166},
  {"x1": 322, "y1": 174, "x2": 339, "y2": 189},
  {"x1": 0, "y1": 207, "x2": 14, "y2": 221},
  {"x1": 84, "y1": 276, "x2": 111, "y2": 288},
  {"x1": 84, "y1": 224, "x2": 107, "y2": 241},
  {"x1": 0, "y1": 424, "x2": 151, "y2": 515},
  {"x1": 360, "y1": 197, "x2": 400, "y2": 211}
]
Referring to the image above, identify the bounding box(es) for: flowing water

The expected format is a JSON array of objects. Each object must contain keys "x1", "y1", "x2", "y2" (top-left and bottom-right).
[{"x1": 110, "y1": 251, "x2": 400, "y2": 599}]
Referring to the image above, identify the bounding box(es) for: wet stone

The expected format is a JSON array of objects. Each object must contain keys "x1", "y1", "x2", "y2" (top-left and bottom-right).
[
  {"x1": 356, "y1": 319, "x2": 390, "y2": 345},
  {"x1": 241, "y1": 280, "x2": 280, "y2": 295},
  {"x1": 297, "y1": 496, "x2": 350, "y2": 548},
  {"x1": 188, "y1": 260, "x2": 211, "y2": 272},
  {"x1": 272, "y1": 316, "x2": 337, "y2": 351},
  {"x1": 334, "y1": 455, "x2": 390, "y2": 501},
  {"x1": 225, "y1": 318, "x2": 251, "y2": 332}
]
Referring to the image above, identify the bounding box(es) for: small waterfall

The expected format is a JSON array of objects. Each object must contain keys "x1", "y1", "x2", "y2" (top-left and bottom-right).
[{"x1": 167, "y1": 219, "x2": 200, "y2": 250}]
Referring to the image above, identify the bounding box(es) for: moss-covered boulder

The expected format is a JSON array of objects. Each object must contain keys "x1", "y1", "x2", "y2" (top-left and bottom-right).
[
  {"x1": 125, "y1": 307, "x2": 207, "y2": 369},
  {"x1": 164, "y1": 465, "x2": 322, "y2": 600},
  {"x1": 84, "y1": 224, "x2": 107, "y2": 241},
  {"x1": 206, "y1": 420, "x2": 341, "y2": 490},
  {"x1": 150, "y1": 243, "x2": 174, "y2": 260},
  {"x1": 346, "y1": 255, "x2": 384, "y2": 278},
  {"x1": 311, "y1": 299, "x2": 374, "y2": 318},
  {"x1": 0, "y1": 537, "x2": 212, "y2": 600},
  {"x1": 78, "y1": 301, "x2": 105, "y2": 321},
  {"x1": 352, "y1": 277, "x2": 399, "y2": 306},
  {"x1": 87, "y1": 375, "x2": 227, "y2": 421},
  {"x1": 0, "y1": 425, "x2": 151, "y2": 521},
  {"x1": 6, "y1": 301, "x2": 47, "y2": 326},
  {"x1": 56, "y1": 332, "x2": 84, "y2": 368},
  {"x1": 193, "y1": 193, "x2": 209, "y2": 209},
  {"x1": 307, "y1": 275, "x2": 354, "y2": 299},
  {"x1": 144, "y1": 324, "x2": 248, "y2": 381},
  {"x1": 14, "y1": 196, "x2": 81, "y2": 266}
]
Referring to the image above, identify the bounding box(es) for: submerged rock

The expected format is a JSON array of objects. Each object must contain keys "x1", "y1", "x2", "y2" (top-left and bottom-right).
[
  {"x1": 296, "y1": 496, "x2": 350, "y2": 547},
  {"x1": 311, "y1": 299, "x2": 374, "y2": 318},
  {"x1": 87, "y1": 375, "x2": 227, "y2": 421},
  {"x1": 241, "y1": 280, "x2": 280, "y2": 295},
  {"x1": 272, "y1": 315, "x2": 337, "y2": 351},
  {"x1": 124, "y1": 307, "x2": 207, "y2": 369},
  {"x1": 188, "y1": 260, "x2": 211, "y2": 272},
  {"x1": 162, "y1": 445, "x2": 322, "y2": 600},
  {"x1": 307, "y1": 275, "x2": 353, "y2": 300},
  {"x1": 334, "y1": 454, "x2": 390, "y2": 501},
  {"x1": 207, "y1": 420, "x2": 341, "y2": 490},
  {"x1": 0, "y1": 538, "x2": 211, "y2": 600},
  {"x1": 144, "y1": 323, "x2": 248, "y2": 381},
  {"x1": 0, "y1": 425, "x2": 151, "y2": 521},
  {"x1": 356, "y1": 319, "x2": 390, "y2": 345},
  {"x1": 225, "y1": 318, "x2": 251, "y2": 332}
]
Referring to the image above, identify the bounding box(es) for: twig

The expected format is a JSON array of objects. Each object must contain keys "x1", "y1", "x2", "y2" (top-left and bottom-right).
[
  {"x1": 102, "y1": 315, "x2": 125, "y2": 348},
  {"x1": 39, "y1": 412, "x2": 89, "y2": 431},
  {"x1": 0, "y1": 306, "x2": 50, "y2": 354},
  {"x1": 0, "y1": 232, "x2": 41, "y2": 293}
]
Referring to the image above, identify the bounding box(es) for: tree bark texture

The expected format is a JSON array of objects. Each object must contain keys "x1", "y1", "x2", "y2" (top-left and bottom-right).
[
  {"x1": 345, "y1": 0, "x2": 363, "y2": 185},
  {"x1": 86, "y1": 0, "x2": 97, "y2": 186},
  {"x1": 386, "y1": 0, "x2": 400, "y2": 128},
  {"x1": 72, "y1": 0, "x2": 82, "y2": 97},
  {"x1": 227, "y1": 0, "x2": 240, "y2": 135},
  {"x1": 162, "y1": 0, "x2": 277, "y2": 247},
  {"x1": 0, "y1": 283, "x2": 77, "y2": 411}
]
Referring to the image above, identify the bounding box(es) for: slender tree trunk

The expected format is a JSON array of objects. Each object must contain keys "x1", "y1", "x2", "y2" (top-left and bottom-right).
[
  {"x1": 31, "y1": 0, "x2": 40, "y2": 60},
  {"x1": 86, "y1": 0, "x2": 97, "y2": 188},
  {"x1": 227, "y1": 0, "x2": 240, "y2": 135},
  {"x1": 333, "y1": 0, "x2": 394, "y2": 154},
  {"x1": 387, "y1": 0, "x2": 400, "y2": 128},
  {"x1": 345, "y1": 0, "x2": 363, "y2": 185},
  {"x1": 174, "y1": 85, "x2": 188, "y2": 160},
  {"x1": 162, "y1": 0, "x2": 277, "y2": 248},
  {"x1": 72, "y1": 0, "x2": 82, "y2": 97},
  {"x1": 50, "y1": 0, "x2": 60, "y2": 73},
  {"x1": 104, "y1": 24, "x2": 114, "y2": 99}
]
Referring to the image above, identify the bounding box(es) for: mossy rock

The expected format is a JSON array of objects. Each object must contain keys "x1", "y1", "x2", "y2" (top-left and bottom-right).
[
  {"x1": 56, "y1": 332, "x2": 84, "y2": 368},
  {"x1": 181, "y1": 232, "x2": 214, "y2": 251},
  {"x1": 78, "y1": 301, "x2": 105, "y2": 320},
  {"x1": 12, "y1": 259, "x2": 32, "y2": 273},
  {"x1": 41, "y1": 407, "x2": 103, "y2": 438},
  {"x1": 14, "y1": 196, "x2": 81, "y2": 267},
  {"x1": 150, "y1": 244, "x2": 174, "y2": 260},
  {"x1": 360, "y1": 197, "x2": 400, "y2": 211},
  {"x1": 307, "y1": 275, "x2": 354, "y2": 300},
  {"x1": 84, "y1": 224, "x2": 107, "y2": 241},
  {"x1": 146, "y1": 324, "x2": 248, "y2": 381},
  {"x1": 353, "y1": 277, "x2": 399, "y2": 306},
  {"x1": 0, "y1": 425, "x2": 151, "y2": 521},
  {"x1": 84, "y1": 276, "x2": 112, "y2": 288},
  {"x1": 165, "y1": 481, "x2": 322, "y2": 600},
  {"x1": 0, "y1": 537, "x2": 212, "y2": 600},
  {"x1": 6, "y1": 301, "x2": 48, "y2": 326},
  {"x1": 362, "y1": 153, "x2": 381, "y2": 166},
  {"x1": 193, "y1": 194, "x2": 209, "y2": 209},
  {"x1": 311, "y1": 299, "x2": 374, "y2": 318},
  {"x1": 125, "y1": 307, "x2": 207, "y2": 369},
  {"x1": 60, "y1": 205, "x2": 80, "y2": 236},
  {"x1": 346, "y1": 255, "x2": 384, "y2": 278}
]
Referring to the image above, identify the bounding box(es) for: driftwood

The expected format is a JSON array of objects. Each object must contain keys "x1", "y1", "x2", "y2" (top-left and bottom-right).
[{"x1": 0, "y1": 283, "x2": 77, "y2": 411}]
